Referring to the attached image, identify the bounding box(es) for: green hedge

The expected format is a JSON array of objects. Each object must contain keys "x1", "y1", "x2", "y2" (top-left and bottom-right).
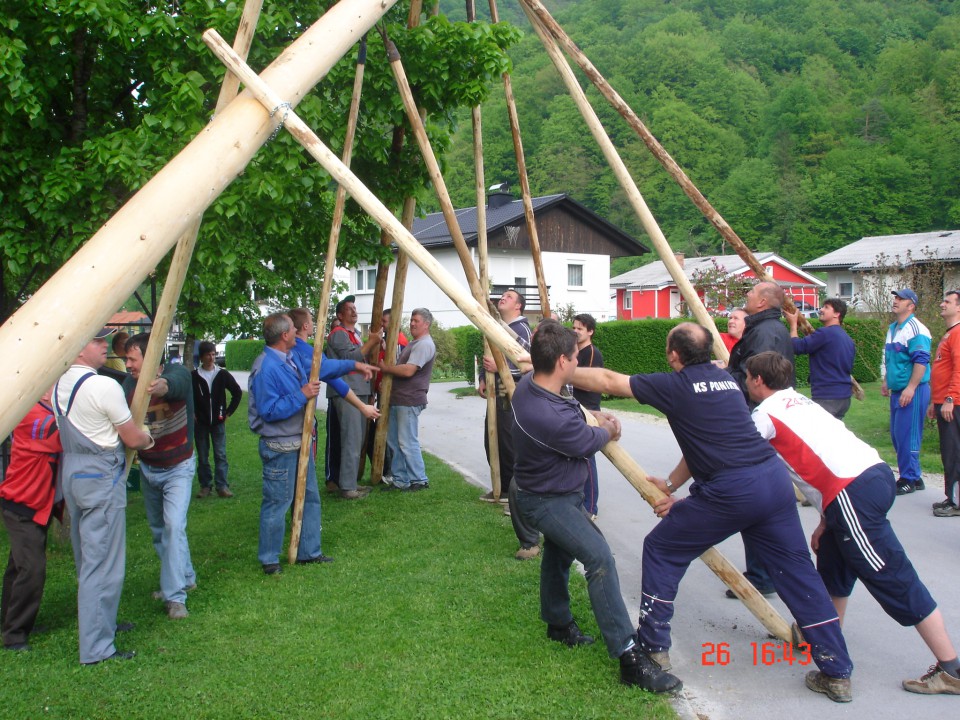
[
  {"x1": 454, "y1": 317, "x2": 886, "y2": 385},
  {"x1": 225, "y1": 340, "x2": 264, "y2": 371}
]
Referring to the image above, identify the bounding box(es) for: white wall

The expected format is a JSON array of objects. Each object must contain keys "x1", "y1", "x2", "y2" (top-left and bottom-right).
[{"x1": 347, "y1": 248, "x2": 613, "y2": 328}]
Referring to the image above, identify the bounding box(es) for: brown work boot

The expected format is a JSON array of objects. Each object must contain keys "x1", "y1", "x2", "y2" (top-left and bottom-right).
[
  {"x1": 902, "y1": 664, "x2": 960, "y2": 694},
  {"x1": 216, "y1": 487, "x2": 234, "y2": 498},
  {"x1": 196, "y1": 487, "x2": 212, "y2": 499},
  {"x1": 805, "y1": 671, "x2": 852, "y2": 702},
  {"x1": 515, "y1": 545, "x2": 540, "y2": 560}
]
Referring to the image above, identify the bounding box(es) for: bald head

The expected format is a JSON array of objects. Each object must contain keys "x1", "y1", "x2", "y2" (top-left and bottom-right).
[
  {"x1": 745, "y1": 281, "x2": 784, "y2": 315},
  {"x1": 666, "y1": 322, "x2": 712, "y2": 367}
]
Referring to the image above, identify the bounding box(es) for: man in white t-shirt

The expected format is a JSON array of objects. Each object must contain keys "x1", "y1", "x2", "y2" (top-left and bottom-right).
[
  {"x1": 54, "y1": 327, "x2": 152, "y2": 665},
  {"x1": 746, "y1": 350, "x2": 960, "y2": 696}
]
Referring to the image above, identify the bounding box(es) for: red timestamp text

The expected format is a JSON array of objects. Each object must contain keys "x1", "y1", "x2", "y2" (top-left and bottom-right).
[{"x1": 701, "y1": 641, "x2": 813, "y2": 667}]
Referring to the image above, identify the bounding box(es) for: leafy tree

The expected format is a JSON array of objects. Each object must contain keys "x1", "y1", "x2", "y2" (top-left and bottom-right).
[{"x1": 0, "y1": 1, "x2": 519, "y2": 339}]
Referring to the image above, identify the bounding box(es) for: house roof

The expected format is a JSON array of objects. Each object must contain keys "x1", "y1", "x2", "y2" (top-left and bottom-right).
[
  {"x1": 610, "y1": 252, "x2": 824, "y2": 289},
  {"x1": 410, "y1": 193, "x2": 646, "y2": 255},
  {"x1": 107, "y1": 311, "x2": 151, "y2": 326},
  {"x1": 802, "y1": 230, "x2": 960, "y2": 271}
]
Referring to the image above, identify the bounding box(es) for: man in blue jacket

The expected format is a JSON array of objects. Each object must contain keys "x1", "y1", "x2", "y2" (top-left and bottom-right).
[{"x1": 512, "y1": 320, "x2": 681, "y2": 694}]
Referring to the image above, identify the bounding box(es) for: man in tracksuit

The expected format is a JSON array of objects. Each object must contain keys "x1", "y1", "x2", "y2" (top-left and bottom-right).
[
  {"x1": 881, "y1": 288, "x2": 932, "y2": 495},
  {"x1": 747, "y1": 350, "x2": 960, "y2": 696},
  {"x1": 573, "y1": 323, "x2": 854, "y2": 702}
]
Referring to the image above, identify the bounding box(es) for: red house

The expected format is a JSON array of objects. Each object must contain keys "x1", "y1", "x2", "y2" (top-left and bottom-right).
[{"x1": 610, "y1": 252, "x2": 825, "y2": 319}]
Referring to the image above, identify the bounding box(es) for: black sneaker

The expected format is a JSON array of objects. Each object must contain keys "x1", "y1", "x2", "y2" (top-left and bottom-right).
[
  {"x1": 896, "y1": 479, "x2": 914, "y2": 495},
  {"x1": 619, "y1": 646, "x2": 683, "y2": 693},
  {"x1": 547, "y1": 620, "x2": 595, "y2": 647},
  {"x1": 82, "y1": 649, "x2": 136, "y2": 665},
  {"x1": 296, "y1": 555, "x2": 334, "y2": 565},
  {"x1": 262, "y1": 563, "x2": 282, "y2": 575},
  {"x1": 913, "y1": 478, "x2": 925, "y2": 491}
]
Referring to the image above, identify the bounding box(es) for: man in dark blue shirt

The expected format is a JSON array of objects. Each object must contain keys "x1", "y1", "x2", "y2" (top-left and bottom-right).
[
  {"x1": 572, "y1": 322, "x2": 855, "y2": 703},
  {"x1": 512, "y1": 321, "x2": 681, "y2": 694},
  {"x1": 786, "y1": 298, "x2": 856, "y2": 419}
]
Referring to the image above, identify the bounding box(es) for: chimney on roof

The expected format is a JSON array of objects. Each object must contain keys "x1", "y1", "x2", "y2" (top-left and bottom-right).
[
  {"x1": 487, "y1": 182, "x2": 513, "y2": 209},
  {"x1": 674, "y1": 252, "x2": 685, "y2": 267}
]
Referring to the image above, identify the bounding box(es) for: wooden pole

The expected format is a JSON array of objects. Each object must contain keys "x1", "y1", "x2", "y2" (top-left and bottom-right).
[
  {"x1": 371, "y1": 198, "x2": 417, "y2": 484},
  {"x1": 580, "y1": 413, "x2": 792, "y2": 642},
  {"x1": 470, "y1": 0, "x2": 501, "y2": 500},
  {"x1": 124, "y1": 0, "x2": 265, "y2": 479},
  {"x1": 369, "y1": 2, "x2": 432, "y2": 485},
  {"x1": 287, "y1": 37, "x2": 368, "y2": 565},
  {"x1": 519, "y1": 5, "x2": 729, "y2": 361},
  {"x1": 0, "y1": 0, "x2": 400, "y2": 441},
  {"x1": 517, "y1": 0, "x2": 821, "y2": 337},
  {"x1": 382, "y1": 34, "x2": 517, "y2": 396},
  {"x1": 203, "y1": 33, "x2": 793, "y2": 641},
  {"x1": 488, "y1": 0, "x2": 549, "y2": 318}
]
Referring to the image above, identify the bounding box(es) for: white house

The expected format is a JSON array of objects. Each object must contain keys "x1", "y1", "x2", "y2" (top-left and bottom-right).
[
  {"x1": 347, "y1": 190, "x2": 647, "y2": 328},
  {"x1": 802, "y1": 230, "x2": 960, "y2": 309}
]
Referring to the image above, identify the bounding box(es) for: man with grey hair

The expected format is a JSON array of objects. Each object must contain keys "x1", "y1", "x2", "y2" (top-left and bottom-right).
[
  {"x1": 725, "y1": 279, "x2": 795, "y2": 598},
  {"x1": 248, "y1": 312, "x2": 328, "y2": 574},
  {"x1": 377, "y1": 309, "x2": 436, "y2": 491}
]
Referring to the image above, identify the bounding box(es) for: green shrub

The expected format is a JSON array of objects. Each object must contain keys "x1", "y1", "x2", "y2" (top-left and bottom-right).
[
  {"x1": 450, "y1": 316, "x2": 886, "y2": 385},
  {"x1": 225, "y1": 339, "x2": 264, "y2": 371},
  {"x1": 452, "y1": 325, "x2": 485, "y2": 383}
]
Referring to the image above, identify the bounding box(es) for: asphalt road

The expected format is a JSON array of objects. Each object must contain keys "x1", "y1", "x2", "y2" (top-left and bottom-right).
[{"x1": 417, "y1": 381, "x2": 960, "y2": 719}]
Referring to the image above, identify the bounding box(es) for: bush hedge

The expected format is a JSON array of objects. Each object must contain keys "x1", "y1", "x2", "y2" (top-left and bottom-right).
[
  {"x1": 225, "y1": 339, "x2": 263, "y2": 371},
  {"x1": 455, "y1": 316, "x2": 887, "y2": 386}
]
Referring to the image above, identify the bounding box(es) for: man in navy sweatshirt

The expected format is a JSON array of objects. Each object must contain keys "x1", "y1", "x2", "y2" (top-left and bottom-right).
[
  {"x1": 786, "y1": 298, "x2": 856, "y2": 419},
  {"x1": 512, "y1": 320, "x2": 681, "y2": 694}
]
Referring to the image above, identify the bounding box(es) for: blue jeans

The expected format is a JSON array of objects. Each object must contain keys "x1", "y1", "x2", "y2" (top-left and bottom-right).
[
  {"x1": 140, "y1": 457, "x2": 197, "y2": 604},
  {"x1": 195, "y1": 423, "x2": 229, "y2": 490},
  {"x1": 515, "y1": 490, "x2": 636, "y2": 658},
  {"x1": 387, "y1": 405, "x2": 428, "y2": 489},
  {"x1": 257, "y1": 440, "x2": 322, "y2": 565}
]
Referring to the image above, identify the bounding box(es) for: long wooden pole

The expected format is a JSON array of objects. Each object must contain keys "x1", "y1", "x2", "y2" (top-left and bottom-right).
[
  {"x1": 383, "y1": 35, "x2": 516, "y2": 397},
  {"x1": 468, "y1": 26, "x2": 502, "y2": 500},
  {"x1": 520, "y1": 5, "x2": 728, "y2": 360},
  {"x1": 288, "y1": 37, "x2": 368, "y2": 565},
  {"x1": 517, "y1": 0, "x2": 818, "y2": 338},
  {"x1": 0, "y1": 0, "x2": 400, "y2": 440},
  {"x1": 488, "y1": 0, "x2": 549, "y2": 318},
  {"x1": 124, "y1": 0, "x2": 265, "y2": 479},
  {"x1": 204, "y1": 32, "x2": 792, "y2": 641}
]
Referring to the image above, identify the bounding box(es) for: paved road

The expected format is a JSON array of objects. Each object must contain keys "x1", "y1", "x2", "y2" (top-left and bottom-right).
[{"x1": 418, "y1": 381, "x2": 960, "y2": 718}]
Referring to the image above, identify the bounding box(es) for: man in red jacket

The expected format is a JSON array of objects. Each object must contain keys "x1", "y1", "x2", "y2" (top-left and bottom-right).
[{"x1": 1, "y1": 389, "x2": 62, "y2": 651}]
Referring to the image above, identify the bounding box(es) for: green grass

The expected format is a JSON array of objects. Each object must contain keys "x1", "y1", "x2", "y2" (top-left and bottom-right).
[
  {"x1": 602, "y1": 381, "x2": 944, "y2": 476},
  {"x1": 0, "y1": 398, "x2": 675, "y2": 720}
]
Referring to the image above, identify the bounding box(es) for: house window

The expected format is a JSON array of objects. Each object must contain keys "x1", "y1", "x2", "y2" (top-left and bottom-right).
[
  {"x1": 514, "y1": 277, "x2": 526, "y2": 288},
  {"x1": 838, "y1": 282, "x2": 853, "y2": 298},
  {"x1": 622, "y1": 291, "x2": 632, "y2": 310},
  {"x1": 356, "y1": 266, "x2": 377, "y2": 293},
  {"x1": 568, "y1": 263, "x2": 584, "y2": 288}
]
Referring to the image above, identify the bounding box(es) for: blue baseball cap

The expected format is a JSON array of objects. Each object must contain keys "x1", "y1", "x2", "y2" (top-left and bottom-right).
[{"x1": 892, "y1": 289, "x2": 918, "y2": 305}]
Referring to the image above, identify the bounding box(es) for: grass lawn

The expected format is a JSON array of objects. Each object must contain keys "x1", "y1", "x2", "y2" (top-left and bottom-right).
[
  {"x1": 602, "y1": 381, "x2": 944, "y2": 476},
  {"x1": 0, "y1": 397, "x2": 676, "y2": 720}
]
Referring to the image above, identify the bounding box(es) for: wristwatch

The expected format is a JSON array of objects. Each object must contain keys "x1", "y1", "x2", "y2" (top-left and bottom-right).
[{"x1": 946, "y1": 397, "x2": 954, "y2": 404}]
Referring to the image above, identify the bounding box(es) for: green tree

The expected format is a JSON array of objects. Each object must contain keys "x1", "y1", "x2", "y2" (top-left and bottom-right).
[{"x1": 0, "y1": 1, "x2": 519, "y2": 339}]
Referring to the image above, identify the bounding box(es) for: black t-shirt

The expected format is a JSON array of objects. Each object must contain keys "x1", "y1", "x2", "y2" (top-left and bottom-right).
[
  {"x1": 572, "y1": 343, "x2": 604, "y2": 411},
  {"x1": 628, "y1": 362, "x2": 776, "y2": 481}
]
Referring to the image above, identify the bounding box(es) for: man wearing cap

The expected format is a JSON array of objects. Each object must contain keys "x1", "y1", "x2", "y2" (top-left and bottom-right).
[
  {"x1": 54, "y1": 327, "x2": 153, "y2": 664},
  {"x1": 324, "y1": 296, "x2": 382, "y2": 499},
  {"x1": 881, "y1": 289, "x2": 931, "y2": 495}
]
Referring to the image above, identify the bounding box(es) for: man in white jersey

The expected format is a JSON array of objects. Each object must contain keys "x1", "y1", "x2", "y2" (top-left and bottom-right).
[
  {"x1": 54, "y1": 327, "x2": 153, "y2": 665},
  {"x1": 746, "y1": 351, "x2": 960, "y2": 695}
]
